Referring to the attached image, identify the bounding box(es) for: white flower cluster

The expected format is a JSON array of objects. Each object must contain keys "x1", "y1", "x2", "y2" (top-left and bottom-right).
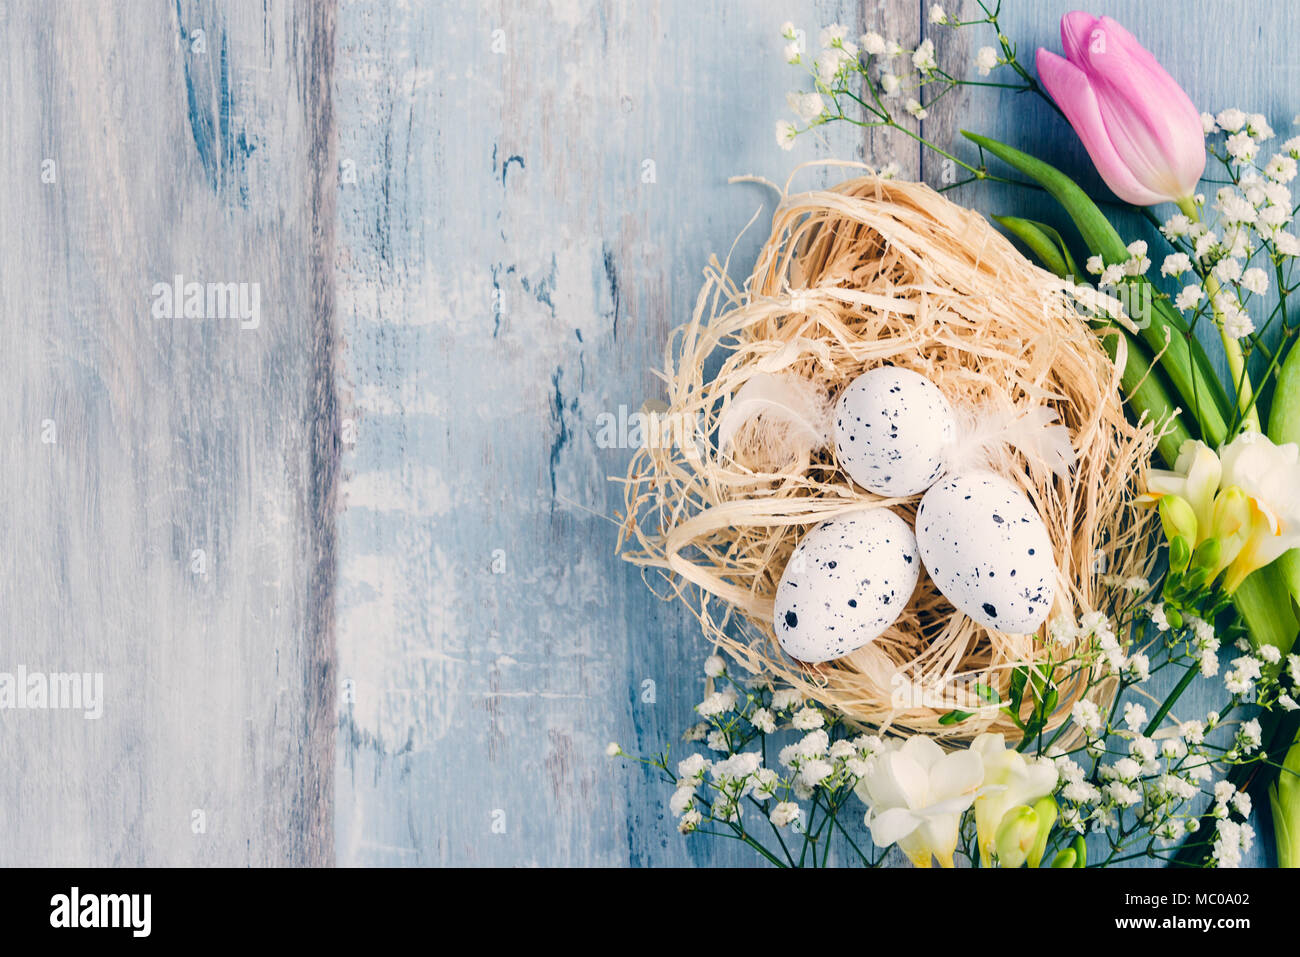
[
  {"x1": 775, "y1": 17, "x2": 1005, "y2": 150},
  {"x1": 1038, "y1": 599, "x2": 1274, "y2": 866},
  {"x1": 664, "y1": 657, "x2": 884, "y2": 834},
  {"x1": 1161, "y1": 108, "x2": 1300, "y2": 340}
]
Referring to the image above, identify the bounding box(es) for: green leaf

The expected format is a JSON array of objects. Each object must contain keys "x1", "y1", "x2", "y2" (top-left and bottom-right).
[
  {"x1": 975, "y1": 681, "x2": 1001, "y2": 704},
  {"x1": 963, "y1": 131, "x2": 1126, "y2": 260},
  {"x1": 939, "y1": 709, "x2": 973, "y2": 725},
  {"x1": 992, "y1": 215, "x2": 1069, "y2": 278},
  {"x1": 1009, "y1": 666, "x2": 1028, "y2": 709},
  {"x1": 962, "y1": 130, "x2": 1232, "y2": 442}
]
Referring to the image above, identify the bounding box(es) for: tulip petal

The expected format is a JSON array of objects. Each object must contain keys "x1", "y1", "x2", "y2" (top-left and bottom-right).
[
  {"x1": 1077, "y1": 17, "x2": 1205, "y2": 199},
  {"x1": 1035, "y1": 49, "x2": 1166, "y2": 206},
  {"x1": 1058, "y1": 10, "x2": 1097, "y2": 64}
]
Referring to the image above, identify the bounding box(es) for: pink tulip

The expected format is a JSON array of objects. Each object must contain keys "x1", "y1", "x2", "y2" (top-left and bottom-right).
[{"x1": 1036, "y1": 12, "x2": 1205, "y2": 206}]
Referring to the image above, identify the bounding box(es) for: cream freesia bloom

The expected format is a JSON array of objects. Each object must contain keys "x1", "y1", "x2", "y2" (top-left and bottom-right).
[
  {"x1": 854, "y1": 736, "x2": 984, "y2": 868},
  {"x1": 1218, "y1": 433, "x2": 1300, "y2": 589},
  {"x1": 970, "y1": 732, "x2": 1059, "y2": 866},
  {"x1": 1144, "y1": 439, "x2": 1221, "y2": 532},
  {"x1": 1142, "y1": 435, "x2": 1300, "y2": 593}
]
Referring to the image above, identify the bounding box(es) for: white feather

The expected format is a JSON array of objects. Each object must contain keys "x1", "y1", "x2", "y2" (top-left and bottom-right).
[
  {"x1": 942, "y1": 404, "x2": 1075, "y2": 480},
  {"x1": 717, "y1": 373, "x2": 832, "y2": 458}
]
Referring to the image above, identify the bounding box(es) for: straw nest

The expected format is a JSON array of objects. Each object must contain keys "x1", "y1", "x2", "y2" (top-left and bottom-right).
[{"x1": 618, "y1": 173, "x2": 1159, "y2": 744}]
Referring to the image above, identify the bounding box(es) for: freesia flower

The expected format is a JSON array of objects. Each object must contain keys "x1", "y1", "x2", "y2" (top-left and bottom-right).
[
  {"x1": 970, "y1": 733, "x2": 1059, "y2": 866},
  {"x1": 1035, "y1": 12, "x2": 1205, "y2": 206},
  {"x1": 1218, "y1": 432, "x2": 1300, "y2": 590},
  {"x1": 1142, "y1": 435, "x2": 1300, "y2": 594},
  {"x1": 854, "y1": 736, "x2": 984, "y2": 868},
  {"x1": 1144, "y1": 439, "x2": 1221, "y2": 533}
]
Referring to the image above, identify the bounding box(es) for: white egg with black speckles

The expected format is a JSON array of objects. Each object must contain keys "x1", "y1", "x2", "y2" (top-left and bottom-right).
[
  {"x1": 834, "y1": 366, "x2": 957, "y2": 497},
  {"x1": 774, "y1": 507, "x2": 920, "y2": 663},
  {"x1": 915, "y1": 471, "x2": 1057, "y2": 634}
]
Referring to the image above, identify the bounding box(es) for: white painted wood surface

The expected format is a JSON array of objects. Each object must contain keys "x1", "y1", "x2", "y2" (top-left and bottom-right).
[
  {"x1": 2, "y1": 0, "x2": 1283, "y2": 866},
  {"x1": 0, "y1": 0, "x2": 335, "y2": 865}
]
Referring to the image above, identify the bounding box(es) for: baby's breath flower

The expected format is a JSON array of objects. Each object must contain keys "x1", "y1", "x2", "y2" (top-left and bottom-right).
[
  {"x1": 1216, "y1": 108, "x2": 1247, "y2": 132},
  {"x1": 771, "y1": 688, "x2": 801, "y2": 711},
  {"x1": 669, "y1": 786, "x2": 696, "y2": 816},
  {"x1": 928, "y1": 4, "x2": 948, "y2": 25},
  {"x1": 1267, "y1": 154, "x2": 1298, "y2": 183},
  {"x1": 1248, "y1": 113, "x2": 1275, "y2": 140},
  {"x1": 1227, "y1": 131, "x2": 1258, "y2": 162},
  {"x1": 1180, "y1": 719, "x2": 1206, "y2": 744},
  {"x1": 818, "y1": 23, "x2": 848, "y2": 48},
  {"x1": 976, "y1": 46, "x2": 999, "y2": 76},
  {"x1": 678, "y1": 753, "x2": 709, "y2": 781},
  {"x1": 749, "y1": 707, "x2": 776, "y2": 734},
  {"x1": 697, "y1": 686, "x2": 738, "y2": 717},
  {"x1": 1072, "y1": 698, "x2": 1103, "y2": 734},
  {"x1": 1127, "y1": 653, "x2": 1151, "y2": 683},
  {"x1": 678, "y1": 809, "x2": 702, "y2": 833},
  {"x1": 861, "y1": 32, "x2": 887, "y2": 56},
  {"x1": 1240, "y1": 266, "x2": 1270, "y2": 295},
  {"x1": 775, "y1": 119, "x2": 797, "y2": 151},
  {"x1": 1222, "y1": 307, "x2": 1255, "y2": 340},
  {"x1": 1161, "y1": 253, "x2": 1192, "y2": 278},
  {"x1": 880, "y1": 72, "x2": 901, "y2": 96},
  {"x1": 605, "y1": 742, "x2": 622, "y2": 757},
  {"x1": 770, "y1": 801, "x2": 801, "y2": 827},
  {"x1": 905, "y1": 98, "x2": 927, "y2": 119},
  {"x1": 704, "y1": 654, "x2": 726, "y2": 678},
  {"x1": 1175, "y1": 284, "x2": 1205, "y2": 311},
  {"x1": 1123, "y1": 701, "x2": 1148, "y2": 732},
  {"x1": 791, "y1": 706, "x2": 824, "y2": 730},
  {"x1": 912, "y1": 38, "x2": 937, "y2": 72},
  {"x1": 798, "y1": 758, "x2": 834, "y2": 787}
]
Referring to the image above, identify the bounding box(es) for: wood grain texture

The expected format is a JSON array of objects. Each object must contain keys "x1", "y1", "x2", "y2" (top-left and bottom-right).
[
  {"x1": 2, "y1": 0, "x2": 1288, "y2": 867},
  {"x1": 330, "y1": 0, "x2": 919, "y2": 867},
  {"x1": 0, "y1": 0, "x2": 336, "y2": 865}
]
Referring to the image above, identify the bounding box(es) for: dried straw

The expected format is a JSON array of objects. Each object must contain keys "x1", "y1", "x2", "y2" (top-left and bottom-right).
[{"x1": 618, "y1": 174, "x2": 1159, "y2": 744}]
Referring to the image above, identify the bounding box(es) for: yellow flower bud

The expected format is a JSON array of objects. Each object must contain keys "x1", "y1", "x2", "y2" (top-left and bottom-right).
[
  {"x1": 1028, "y1": 795, "x2": 1058, "y2": 868},
  {"x1": 1157, "y1": 495, "x2": 1198, "y2": 544},
  {"x1": 1050, "y1": 847, "x2": 1077, "y2": 868},
  {"x1": 994, "y1": 805, "x2": 1039, "y2": 868}
]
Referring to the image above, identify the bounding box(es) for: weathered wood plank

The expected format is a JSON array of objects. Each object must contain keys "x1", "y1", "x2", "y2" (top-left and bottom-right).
[
  {"x1": 0, "y1": 0, "x2": 336, "y2": 865},
  {"x1": 331, "y1": 0, "x2": 925, "y2": 866}
]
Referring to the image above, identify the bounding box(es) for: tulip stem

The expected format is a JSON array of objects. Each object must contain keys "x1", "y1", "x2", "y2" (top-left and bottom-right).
[{"x1": 1176, "y1": 196, "x2": 1262, "y2": 433}]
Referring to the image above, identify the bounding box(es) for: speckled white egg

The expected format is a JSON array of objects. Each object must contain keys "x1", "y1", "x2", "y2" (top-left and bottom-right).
[
  {"x1": 834, "y1": 366, "x2": 957, "y2": 497},
  {"x1": 774, "y1": 508, "x2": 921, "y2": 663},
  {"x1": 915, "y1": 471, "x2": 1057, "y2": 634}
]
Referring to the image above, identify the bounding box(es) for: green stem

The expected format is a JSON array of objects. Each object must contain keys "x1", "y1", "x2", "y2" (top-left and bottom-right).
[{"x1": 1142, "y1": 663, "x2": 1199, "y2": 737}]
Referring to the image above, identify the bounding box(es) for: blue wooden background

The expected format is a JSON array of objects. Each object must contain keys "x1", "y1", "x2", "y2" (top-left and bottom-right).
[{"x1": 1, "y1": 0, "x2": 1286, "y2": 866}]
